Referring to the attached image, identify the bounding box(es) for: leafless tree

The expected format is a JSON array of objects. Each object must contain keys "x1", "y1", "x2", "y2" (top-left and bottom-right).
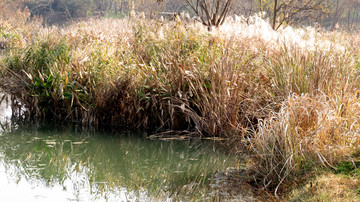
[
  {"x1": 185, "y1": 0, "x2": 232, "y2": 31},
  {"x1": 258, "y1": 0, "x2": 330, "y2": 30},
  {"x1": 232, "y1": 0, "x2": 257, "y2": 17}
]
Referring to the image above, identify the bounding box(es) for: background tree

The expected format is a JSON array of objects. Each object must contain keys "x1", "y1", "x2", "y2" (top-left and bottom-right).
[
  {"x1": 327, "y1": 0, "x2": 344, "y2": 29},
  {"x1": 257, "y1": 0, "x2": 330, "y2": 30},
  {"x1": 321, "y1": 0, "x2": 360, "y2": 30},
  {"x1": 185, "y1": 0, "x2": 233, "y2": 31},
  {"x1": 24, "y1": 0, "x2": 90, "y2": 25},
  {"x1": 343, "y1": 0, "x2": 360, "y2": 30},
  {"x1": 232, "y1": 0, "x2": 257, "y2": 17},
  {"x1": 133, "y1": 0, "x2": 167, "y2": 18},
  {"x1": 4, "y1": 0, "x2": 360, "y2": 30}
]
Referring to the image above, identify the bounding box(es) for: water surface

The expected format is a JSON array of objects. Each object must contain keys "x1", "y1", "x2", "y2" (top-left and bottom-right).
[{"x1": 0, "y1": 121, "x2": 239, "y2": 201}]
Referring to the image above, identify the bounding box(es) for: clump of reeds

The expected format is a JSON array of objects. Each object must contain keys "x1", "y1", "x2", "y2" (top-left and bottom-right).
[
  {"x1": 246, "y1": 32, "x2": 360, "y2": 193},
  {"x1": 0, "y1": 16, "x2": 274, "y2": 136},
  {"x1": 250, "y1": 93, "x2": 360, "y2": 195}
]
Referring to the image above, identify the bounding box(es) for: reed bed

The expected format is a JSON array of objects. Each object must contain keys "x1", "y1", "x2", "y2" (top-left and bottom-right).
[{"x1": 1, "y1": 13, "x2": 360, "y2": 194}]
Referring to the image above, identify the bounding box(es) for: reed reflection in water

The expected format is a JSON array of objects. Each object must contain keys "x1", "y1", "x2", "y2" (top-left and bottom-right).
[{"x1": 0, "y1": 125, "x2": 238, "y2": 201}]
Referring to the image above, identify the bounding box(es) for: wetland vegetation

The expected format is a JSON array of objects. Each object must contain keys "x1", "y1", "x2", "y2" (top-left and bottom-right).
[{"x1": 1, "y1": 0, "x2": 360, "y2": 200}]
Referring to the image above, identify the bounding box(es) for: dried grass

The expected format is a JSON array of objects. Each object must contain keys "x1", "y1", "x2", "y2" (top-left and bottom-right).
[
  {"x1": 250, "y1": 94, "x2": 360, "y2": 193},
  {"x1": 287, "y1": 173, "x2": 360, "y2": 201},
  {"x1": 0, "y1": 11, "x2": 360, "y2": 194}
]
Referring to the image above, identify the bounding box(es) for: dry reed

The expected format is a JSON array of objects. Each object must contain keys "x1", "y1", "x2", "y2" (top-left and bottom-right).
[{"x1": 0, "y1": 11, "x2": 359, "y2": 194}]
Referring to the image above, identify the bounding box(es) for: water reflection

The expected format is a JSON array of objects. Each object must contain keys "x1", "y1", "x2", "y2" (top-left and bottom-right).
[
  {"x1": 0, "y1": 125, "x2": 238, "y2": 201},
  {"x1": 0, "y1": 93, "x2": 12, "y2": 123}
]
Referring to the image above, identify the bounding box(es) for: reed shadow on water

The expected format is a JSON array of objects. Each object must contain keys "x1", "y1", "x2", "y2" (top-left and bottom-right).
[{"x1": 0, "y1": 123, "x2": 243, "y2": 201}]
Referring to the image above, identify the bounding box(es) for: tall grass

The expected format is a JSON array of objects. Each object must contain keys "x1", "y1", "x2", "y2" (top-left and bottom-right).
[
  {"x1": 0, "y1": 13, "x2": 359, "y2": 194},
  {"x1": 250, "y1": 94, "x2": 360, "y2": 194},
  {"x1": 0, "y1": 17, "x2": 271, "y2": 135}
]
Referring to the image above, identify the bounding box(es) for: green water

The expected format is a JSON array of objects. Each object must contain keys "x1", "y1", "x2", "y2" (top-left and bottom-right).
[{"x1": 0, "y1": 122, "x2": 239, "y2": 201}]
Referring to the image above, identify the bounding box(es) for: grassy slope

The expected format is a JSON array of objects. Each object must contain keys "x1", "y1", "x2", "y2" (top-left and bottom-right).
[{"x1": 1, "y1": 12, "x2": 360, "y2": 199}]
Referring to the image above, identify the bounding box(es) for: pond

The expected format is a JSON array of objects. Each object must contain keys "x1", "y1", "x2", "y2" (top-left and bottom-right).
[{"x1": 0, "y1": 104, "x2": 244, "y2": 201}]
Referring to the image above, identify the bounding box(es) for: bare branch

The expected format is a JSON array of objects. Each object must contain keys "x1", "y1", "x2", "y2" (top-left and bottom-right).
[{"x1": 185, "y1": 0, "x2": 232, "y2": 30}]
